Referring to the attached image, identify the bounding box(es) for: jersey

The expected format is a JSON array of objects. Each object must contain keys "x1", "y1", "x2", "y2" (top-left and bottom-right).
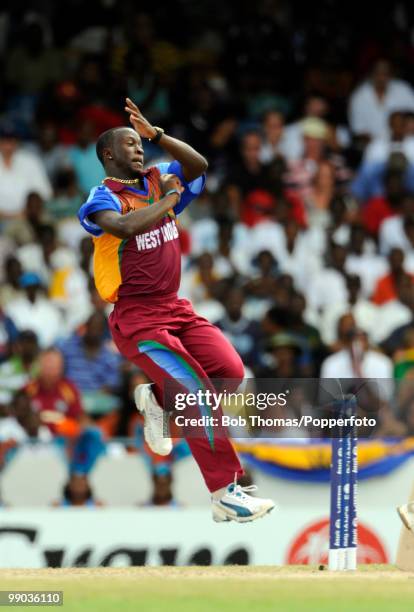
[{"x1": 78, "y1": 161, "x2": 205, "y2": 303}]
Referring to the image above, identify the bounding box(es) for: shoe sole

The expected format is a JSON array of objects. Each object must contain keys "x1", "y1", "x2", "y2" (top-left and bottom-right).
[
  {"x1": 134, "y1": 385, "x2": 172, "y2": 456},
  {"x1": 397, "y1": 506, "x2": 413, "y2": 531},
  {"x1": 213, "y1": 503, "x2": 275, "y2": 523}
]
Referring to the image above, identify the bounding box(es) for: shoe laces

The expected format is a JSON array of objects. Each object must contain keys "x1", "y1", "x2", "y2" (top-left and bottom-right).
[
  {"x1": 230, "y1": 473, "x2": 257, "y2": 499},
  {"x1": 232, "y1": 484, "x2": 257, "y2": 499}
]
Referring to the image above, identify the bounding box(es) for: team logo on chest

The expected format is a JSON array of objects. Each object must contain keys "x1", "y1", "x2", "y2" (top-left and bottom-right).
[{"x1": 135, "y1": 219, "x2": 179, "y2": 252}]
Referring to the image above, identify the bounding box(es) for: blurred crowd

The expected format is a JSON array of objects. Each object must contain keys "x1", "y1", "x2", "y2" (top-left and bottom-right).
[{"x1": 2, "y1": 0, "x2": 414, "y2": 491}]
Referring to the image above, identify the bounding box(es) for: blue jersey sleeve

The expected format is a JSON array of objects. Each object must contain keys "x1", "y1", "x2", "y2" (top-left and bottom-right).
[
  {"x1": 78, "y1": 185, "x2": 122, "y2": 236},
  {"x1": 154, "y1": 160, "x2": 206, "y2": 214}
]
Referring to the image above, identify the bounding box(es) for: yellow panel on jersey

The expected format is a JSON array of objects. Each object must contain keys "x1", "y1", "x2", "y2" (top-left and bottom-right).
[{"x1": 92, "y1": 232, "x2": 124, "y2": 303}]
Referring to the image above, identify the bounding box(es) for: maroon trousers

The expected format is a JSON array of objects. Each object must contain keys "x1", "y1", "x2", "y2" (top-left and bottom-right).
[{"x1": 109, "y1": 294, "x2": 244, "y2": 492}]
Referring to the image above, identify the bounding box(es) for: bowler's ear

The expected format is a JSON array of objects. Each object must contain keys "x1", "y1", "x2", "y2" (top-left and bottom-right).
[{"x1": 103, "y1": 147, "x2": 113, "y2": 161}]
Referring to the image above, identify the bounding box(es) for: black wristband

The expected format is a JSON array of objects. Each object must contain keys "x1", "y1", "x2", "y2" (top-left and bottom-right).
[{"x1": 151, "y1": 127, "x2": 164, "y2": 144}]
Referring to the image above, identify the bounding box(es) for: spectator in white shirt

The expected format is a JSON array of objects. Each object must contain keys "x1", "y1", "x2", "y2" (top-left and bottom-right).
[
  {"x1": 0, "y1": 389, "x2": 52, "y2": 444},
  {"x1": 0, "y1": 256, "x2": 23, "y2": 308},
  {"x1": 5, "y1": 272, "x2": 63, "y2": 348},
  {"x1": 379, "y1": 193, "x2": 414, "y2": 255},
  {"x1": 320, "y1": 314, "x2": 393, "y2": 400},
  {"x1": 17, "y1": 224, "x2": 77, "y2": 287},
  {"x1": 345, "y1": 224, "x2": 387, "y2": 297},
  {"x1": 306, "y1": 242, "x2": 349, "y2": 313},
  {"x1": 180, "y1": 252, "x2": 225, "y2": 322},
  {"x1": 305, "y1": 194, "x2": 354, "y2": 260},
  {"x1": 349, "y1": 59, "x2": 414, "y2": 140},
  {"x1": 320, "y1": 275, "x2": 379, "y2": 347},
  {"x1": 189, "y1": 215, "x2": 251, "y2": 276},
  {"x1": 28, "y1": 120, "x2": 71, "y2": 183},
  {"x1": 363, "y1": 111, "x2": 414, "y2": 165},
  {"x1": 5, "y1": 192, "x2": 53, "y2": 247},
  {"x1": 0, "y1": 122, "x2": 52, "y2": 221},
  {"x1": 275, "y1": 218, "x2": 322, "y2": 292}
]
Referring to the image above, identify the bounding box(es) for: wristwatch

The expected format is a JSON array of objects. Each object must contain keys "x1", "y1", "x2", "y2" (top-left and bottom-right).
[{"x1": 150, "y1": 126, "x2": 164, "y2": 144}]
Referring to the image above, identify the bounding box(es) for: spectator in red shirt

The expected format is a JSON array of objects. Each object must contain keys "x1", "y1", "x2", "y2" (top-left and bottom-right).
[
  {"x1": 362, "y1": 168, "x2": 406, "y2": 236},
  {"x1": 241, "y1": 157, "x2": 307, "y2": 227},
  {"x1": 372, "y1": 248, "x2": 414, "y2": 305},
  {"x1": 25, "y1": 348, "x2": 85, "y2": 436},
  {"x1": 25, "y1": 348, "x2": 105, "y2": 474}
]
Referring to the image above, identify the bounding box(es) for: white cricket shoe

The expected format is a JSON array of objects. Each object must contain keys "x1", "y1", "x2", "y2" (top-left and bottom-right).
[
  {"x1": 397, "y1": 503, "x2": 414, "y2": 531},
  {"x1": 212, "y1": 482, "x2": 275, "y2": 523},
  {"x1": 134, "y1": 383, "x2": 172, "y2": 456}
]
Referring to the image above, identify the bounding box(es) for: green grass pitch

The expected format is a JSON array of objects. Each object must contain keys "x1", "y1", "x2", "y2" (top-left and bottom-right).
[{"x1": 1, "y1": 566, "x2": 412, "y2": 612}]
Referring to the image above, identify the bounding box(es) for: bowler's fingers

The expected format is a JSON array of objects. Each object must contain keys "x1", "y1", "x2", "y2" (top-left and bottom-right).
[{"x1": 125, "y1": 98, "x2": 142, "y2": 116}]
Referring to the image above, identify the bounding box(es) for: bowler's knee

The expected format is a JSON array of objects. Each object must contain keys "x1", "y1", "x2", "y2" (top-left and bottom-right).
[{"x1": 221, "y1": 352, "x2": 245, "y2": 390}]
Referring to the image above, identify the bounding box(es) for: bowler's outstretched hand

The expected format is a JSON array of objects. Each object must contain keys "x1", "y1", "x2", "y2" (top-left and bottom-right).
[{"x1": 125, "y1": 97, "x2": 157, "y2": 139}]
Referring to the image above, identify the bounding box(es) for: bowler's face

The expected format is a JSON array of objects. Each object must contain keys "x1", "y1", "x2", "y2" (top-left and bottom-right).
[{"x1": 113, "y1": 128, "x2": 145, "y2": 174}]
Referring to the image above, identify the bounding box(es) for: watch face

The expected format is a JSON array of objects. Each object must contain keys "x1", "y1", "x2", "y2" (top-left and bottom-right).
[{"x1": 152, "y1": 128, "x2": 163, "y2": 142}]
